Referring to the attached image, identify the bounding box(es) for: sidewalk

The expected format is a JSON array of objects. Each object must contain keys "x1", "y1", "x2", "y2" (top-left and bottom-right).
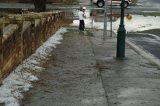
[
  {"x1": 21, "y1": 28, "x2": 160, "y2": 106},
  {"x1": 21, "y1": 28, "x2": 108, "y2": 106},
  {"x1": 91, "y1": 29, "x2": 160, "y2": 106}
]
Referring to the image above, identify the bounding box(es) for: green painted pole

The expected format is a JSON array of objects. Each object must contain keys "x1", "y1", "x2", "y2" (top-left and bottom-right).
[{"x1": 116, "y1": 0, "x2": 126, "y2": 58}]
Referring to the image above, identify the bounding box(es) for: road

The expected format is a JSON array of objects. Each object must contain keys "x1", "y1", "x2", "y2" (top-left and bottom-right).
[
  {"x1": 126, "y1": 0, "x2": 160, "y2": 60},
  {"x1": 127, "y1": 30, "x2": 160, "y2": 59}
]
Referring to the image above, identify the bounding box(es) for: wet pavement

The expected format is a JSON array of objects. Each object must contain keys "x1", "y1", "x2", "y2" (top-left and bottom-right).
[
  {"x1": 20, "y1": 27, "x2": 160, "y2": 106},
  {"x1": 91, "y1": 34, "x2": 160, "y2": 106},
  {"x1": 1, "y1": 1, "x2": 160, "y2": 106},
  {"x1": 21, "y1": 29, "x2": 108, "y2": 106},
  {"x1": 127, "y1": 29, "x2": 160, "y2": 59}
]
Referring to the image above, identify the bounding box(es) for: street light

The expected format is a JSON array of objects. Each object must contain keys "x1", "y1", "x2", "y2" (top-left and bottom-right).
[{"x1": 116, "y1": 0, "x2": 126, "y2": 58}]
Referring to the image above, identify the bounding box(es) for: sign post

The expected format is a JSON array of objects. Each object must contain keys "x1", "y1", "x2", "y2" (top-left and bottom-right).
[{"x1": 103, "y1": 0, "x2": 107, "y2": 40}]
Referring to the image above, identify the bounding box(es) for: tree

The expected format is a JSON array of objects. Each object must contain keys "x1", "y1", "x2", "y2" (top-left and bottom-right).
[{"x1": 33, "y1": 0, "x2": 46, "y2": 12}]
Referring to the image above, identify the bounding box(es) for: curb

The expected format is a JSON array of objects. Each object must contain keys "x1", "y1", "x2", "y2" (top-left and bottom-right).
[{"x1": 126, "y1": 39, "x2": 160, "y2": 68}]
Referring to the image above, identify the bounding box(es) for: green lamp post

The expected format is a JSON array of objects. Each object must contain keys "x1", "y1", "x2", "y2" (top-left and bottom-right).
[{"x1": 116, "y1": 0, "x2": 126, "y2": 58}]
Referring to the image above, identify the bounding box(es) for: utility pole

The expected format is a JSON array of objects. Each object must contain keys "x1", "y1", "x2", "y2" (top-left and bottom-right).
[
  {"x1": 90, "y1": 0, "x2": 93, "y2": 29},
  {"x1": 103, "y1": 0, "x2": 107, "y2": 40},
  {"x1": 116, "y1": 0, "x2": 126, "y2": 58},
  {"x1": 110, "y1": 0, "x2": 112, "y2": 37}
]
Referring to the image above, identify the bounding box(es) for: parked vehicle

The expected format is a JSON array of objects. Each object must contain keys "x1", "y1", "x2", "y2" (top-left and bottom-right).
[{"x1": 92, "y1": 0, "x2": 132, "y2": 8}]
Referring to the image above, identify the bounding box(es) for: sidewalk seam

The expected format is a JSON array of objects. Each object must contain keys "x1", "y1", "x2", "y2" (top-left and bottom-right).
[{"x1": 87, "y1": 37, "x2": 110, "y2": 106}]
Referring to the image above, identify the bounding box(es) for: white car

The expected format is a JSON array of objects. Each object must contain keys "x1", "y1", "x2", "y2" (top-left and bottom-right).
[{"x1": 93, "y1": 0, "x2": 132, "y2": 8}]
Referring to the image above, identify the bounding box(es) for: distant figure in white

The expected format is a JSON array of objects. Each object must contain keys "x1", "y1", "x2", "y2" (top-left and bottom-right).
[{"x1": 78, "y1": 6, "x2": 86, "y2": 31}]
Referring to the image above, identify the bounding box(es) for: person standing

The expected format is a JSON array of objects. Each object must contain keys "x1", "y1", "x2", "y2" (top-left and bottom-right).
[{"x1": 78, "y1": 6, "x2": 86, "y2": 31}]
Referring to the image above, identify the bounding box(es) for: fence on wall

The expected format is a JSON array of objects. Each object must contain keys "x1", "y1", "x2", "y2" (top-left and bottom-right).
[{"x1": 0, "y1": 10, "x2": 72, "y2": 80}]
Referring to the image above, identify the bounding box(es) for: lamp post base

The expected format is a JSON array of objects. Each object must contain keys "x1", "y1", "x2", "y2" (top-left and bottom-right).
[{"x1": 117, "y1": 25, "x2": 126, "y2": 58}]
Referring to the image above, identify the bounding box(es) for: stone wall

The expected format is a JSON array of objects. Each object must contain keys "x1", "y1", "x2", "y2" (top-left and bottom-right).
[{"x1": 0, "y1": 9, "x2": 72, "y2": 80}]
